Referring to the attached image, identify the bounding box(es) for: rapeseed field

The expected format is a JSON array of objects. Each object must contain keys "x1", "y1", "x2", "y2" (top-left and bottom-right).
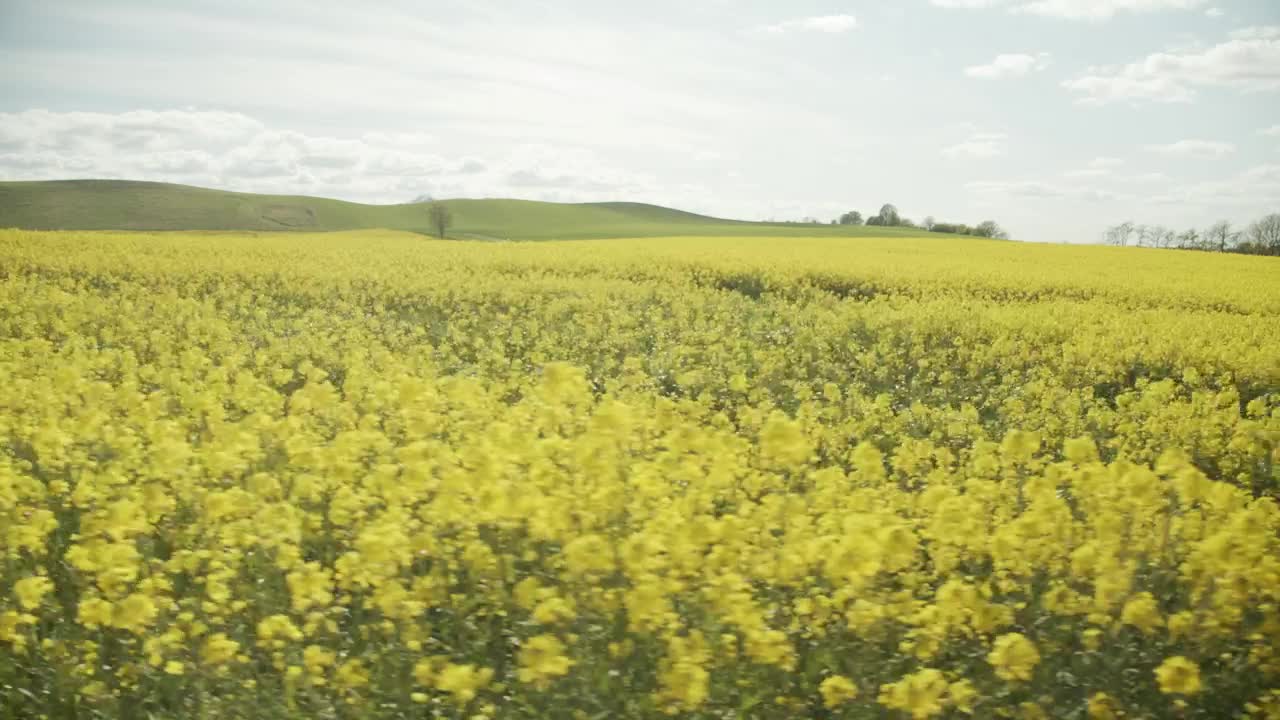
[{"x1": 1, "y1": 229, "x2": 1278, "y2": 719}]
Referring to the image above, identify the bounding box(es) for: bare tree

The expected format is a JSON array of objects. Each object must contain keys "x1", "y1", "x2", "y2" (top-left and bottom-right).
[
  {"x1": 878, "y1": 203, "x2": 901, "y2": 227},
  {"x1": 1175, "y1": 228, "x2": 1201, "y2": 249},
  {"x1": 1246, "y1": 213, "x2": 1280, "y2": 253},
  {"x1": 1104, "y1": 221, "x2": 1135, "y2": 247},
  {"x1": 1148, "y1": 225, "x2": 1176, "y2": 248},
  {"x1": 1204, "y1": 220, "x2": 1236, "y2": 252},
  {"x1": 922, "y1": 216, "x2": 936, "y2": 231},
  {"x1": 427, "y1": 201, "x2": 453, "y2": 239},
  {"x1": 1103, "y1": 213, "x2": 1277, "y2": 255},
  {"x1": 1134, "y1": 224, "x2": 1151, "y2": 247}
]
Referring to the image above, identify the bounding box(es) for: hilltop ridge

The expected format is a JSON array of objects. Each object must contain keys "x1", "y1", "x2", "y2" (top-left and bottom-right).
[{"x1": 0, "y1": 179, "x2": 932, "y2": 241}]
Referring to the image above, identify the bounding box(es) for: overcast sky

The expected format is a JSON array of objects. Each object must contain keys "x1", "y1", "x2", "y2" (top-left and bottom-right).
[{"x1": 1, "y1": 0, "x2": 1278, "y2": 243}]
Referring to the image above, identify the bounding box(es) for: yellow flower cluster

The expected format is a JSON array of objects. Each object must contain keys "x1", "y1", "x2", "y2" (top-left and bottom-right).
[{"x1": 1, "y1": 229, "x2": 1278, "y2": 719}]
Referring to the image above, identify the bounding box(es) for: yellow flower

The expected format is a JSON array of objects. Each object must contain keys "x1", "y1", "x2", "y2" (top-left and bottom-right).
[
  {"x1": 820, "y1": 675, "x2": 859, "y2": 708},
  {"x1": 852, "y1": 441, "x2": 887, "y2": 481},
  {"x1": 14, "y1": 576, "x2": 54, "y2": 611},
  {"x1": 201, "y1": 633, "x2": 241, "y2": 666},
  {"x1": 286, "y1": 563, "x2": 333, "y2": 612},
  {"x1": 988, "y1": 633, "x2": 1041, "y2": 682},
  {"x1": 1019, "y1": 701, "x2": 1049, "y2": 720},
  {"x1": 562, "y1": 535, "x2": 615, "y2": 578},
  {"x1": 1000, "y1": 429, "x2": 1041, "y2": 463},
  {"x1": 1082, "y1": 628, "x2": 1104, "y2": 651},
  {"x1": 163, "y1": 660, "x2": 185, "y2": 676},
  {"x1": 335, "y1": 659, "x2": 370, "y2": 690},
  {"x1": 1063, "y1": 436, "x2": 1099, "y2": 464},
  {"x1": 76, "y1": 597, "x2": 114, "y2": 629},
  {"x1": 0, "y1": 611, "x2": 35, "y2": 651},
  {"x1": 413, "y1": 657, "x2": 439, "y2": 686},
  {"x1": 112, "y1": 593, "x2": 158, "y2": 633},
  {"x1": 948, "y1": 679, "x2": 978, "y2": 714},
  {"x1": 256, "y1": 614, "x2": 303, "y2": 649},
  {"x1": 1120, "y1": 592, "x2": 1163, "y2": 634},
  {"x1": 1155, "y1": 656, "x2": 1202, "y2": 695},
  {"x1": 532, "y1": 596, "x2": 576, "y2": 626},
  {"x1": 435, "y1": 663, "x2": 493, "y2": 706},
  {"x1": 517, "y1": 634, "x2": 574, "y2": 689},
  {"x1": 760, "y1": 412, "x2": 811, "y2": 466},
  {"x1": 656, "y1": 660, "x2": 709, "y2": 712},
  {"x1": 878, "y1": 668, "x2": 950, "y2": 719},
  {"x1": 1167, "y1": 611, "x2": 1195, "y2": 640},
  {"x1": 303, "y1": 645, "x2": 336, "y2": 680},
  {"x1": 1087, "y1": 692, "x2": 1119, "y2": 719}
]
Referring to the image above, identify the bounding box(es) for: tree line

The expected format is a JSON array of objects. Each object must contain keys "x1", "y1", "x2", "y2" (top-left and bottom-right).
[
  {"x1": 835, "y1": 204, "x2": 1009, "y2": 240},
  {"x1": 1103, "y1": 213, "x2": 1280, "y2": 256}
]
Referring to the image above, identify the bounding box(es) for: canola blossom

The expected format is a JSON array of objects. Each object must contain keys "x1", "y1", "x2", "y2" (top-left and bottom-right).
[{"x1": 1, "y1": 229, "x2": 1279, "y2": 719}]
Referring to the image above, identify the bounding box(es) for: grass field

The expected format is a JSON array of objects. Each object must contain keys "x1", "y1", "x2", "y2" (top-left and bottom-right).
[
  {"x1": 0, "y1": 180, "x2": 932, "y2": 241},
  {"x1": 1, "y1": 229, "x2": 1278, "y2": 719}
]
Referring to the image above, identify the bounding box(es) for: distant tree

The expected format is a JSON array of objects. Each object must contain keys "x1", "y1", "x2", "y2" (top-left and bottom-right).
[
  {"x1": 922, "y1": 216, "x2": 935, "y2": 231},
  {"x1": 838, "y1": 210, "x2": 864, "y2": 226},
  {"x1": 1133, "y1": 224, "x2": 1151, "y2": 247},
  {"x1": 878, "y1": 204, "x2": 901, "y2": 227},
  {"x1": 427, "y1": 201, "x2": 452, "y2": 239},
  {"x1": 1175, "y1": 228, "x2": 1201, "y2": 250},
  {"x1": 866, "y1": 215, "x2": 884, "y2": 227},
  {"x1": 973, "y1": 220, "x2": 1008, "y2": 240},
  {"x1": 1245, "y1": 213, "x2": 1280, "y2": 254},
  {"x1": 1204, "y1": 220, "x2": 1236, "y2": 252},
  {"x1": 1104, "y1": 221, "x2": 1135, "y2": 247},
  {"x1": 1103, "y1": 212, "x2": 1279, "y2": 256}
]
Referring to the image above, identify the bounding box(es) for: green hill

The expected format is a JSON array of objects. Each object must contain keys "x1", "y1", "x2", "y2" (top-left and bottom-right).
[{"x1": 0, "y1": 179, "x2": 932, "y2": 241}]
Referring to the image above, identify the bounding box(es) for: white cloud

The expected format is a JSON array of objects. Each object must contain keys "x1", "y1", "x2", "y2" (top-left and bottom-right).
[
  {"x1": 1063, "y1": 158, "x2": 1123, "y2": 178},
  {"x1": 932, "y1": 0, "x2": 1006, "y2": 7},
  {"x1": 1064, "y1": 168, "x2": 1110, "y2": 178},
  {"x1": 1017, "y1": 0, "x2": 1207, "y2": 19},
  {"x1": 964, "y1": 53, "x2": 1051, "y2": 78},
  {"x1": 1205, "y1": 7, "x2": 1224, "y2": 17},
  {"x1": 1231, "y1": 26, "x2": 1280, "y2": 41},
  {"x1": 1127, "y1": 172, "x2": 1169, "y2": 183},
  {"x1": 0, "y1": 109, "x2": 666, "y2": 204},
  {"x1": 1144, "y1": 139, "x2": 1236, "y2": 158},
  {"x1": 969, "y1": 164, "x2": 1274, "y2": 230},
  {"x1": 932, "y1": 0, "x2": 1208, "y2": 20},
  {"x1": 760, "y1": 14, "x2": 858, "y2": 34},
  {"x1": 942, "y1": 132, "x2": 1008, "y2": 159},
  {"x1": 965, "y1": 179, "x2": 1120, "y2": 201},
  {"x1": 0, "y1": 108, "x2": 263, "y2": 155},
  {"x1": 1146, "y1": 164, "x2": 1280, "y2": 206},
  {"x1": 1063, "y1": 26, "x2": 1280, "y2": 104}
]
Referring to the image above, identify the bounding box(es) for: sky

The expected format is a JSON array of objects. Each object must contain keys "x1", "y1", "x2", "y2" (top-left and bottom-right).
[{"x1": 0, "y1": 0, "x2": 1278, "y2": 243}]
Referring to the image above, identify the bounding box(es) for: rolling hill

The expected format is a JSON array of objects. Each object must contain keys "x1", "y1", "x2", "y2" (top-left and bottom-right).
[{"x1": 0, "y1": 179, "x2": 933, "y2": 241}]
